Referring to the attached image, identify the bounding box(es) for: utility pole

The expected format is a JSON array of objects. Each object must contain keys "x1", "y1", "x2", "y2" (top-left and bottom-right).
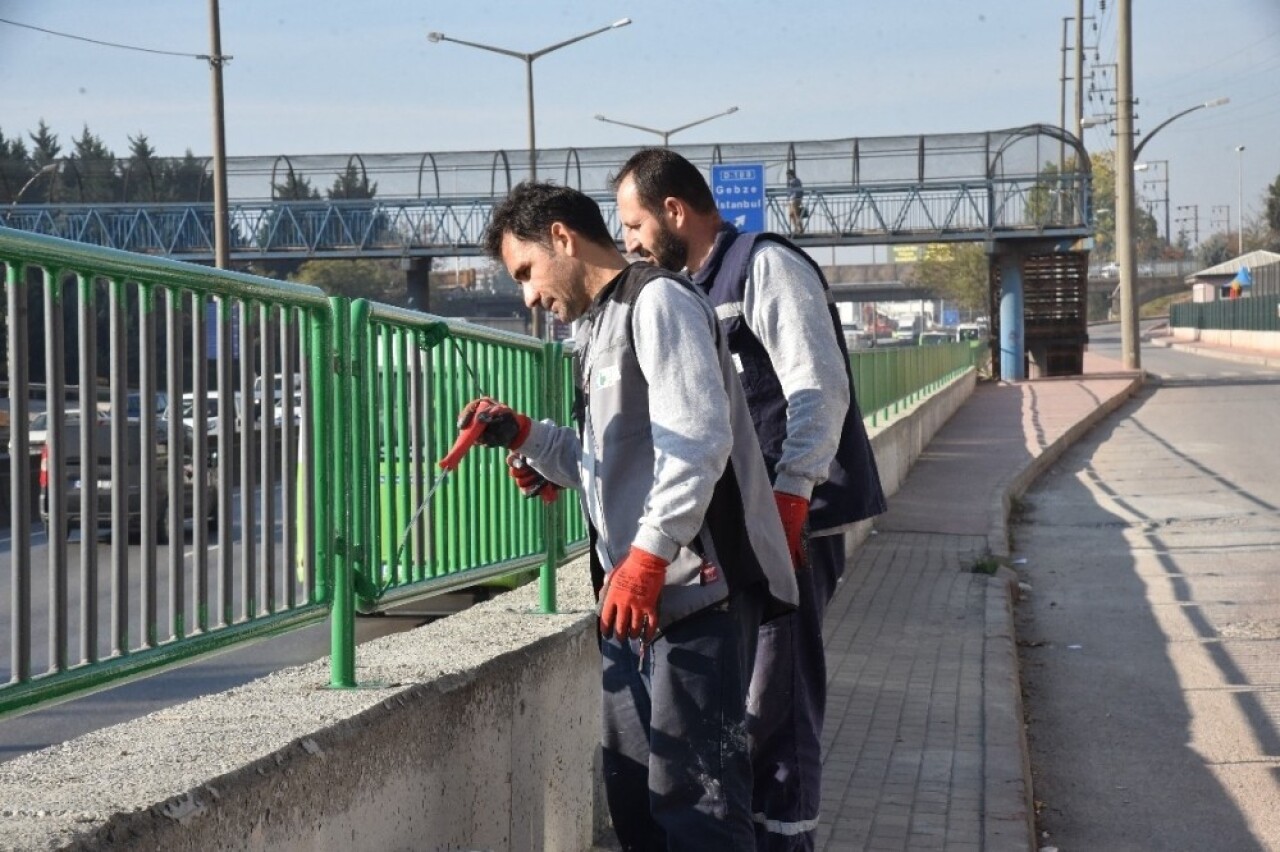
[
  {"x1": 1116, "y1": 0, "x2": 1139, "y2": 369},
  {"x1": 1139, "y1": 160, "x2": 1169, "y2": 242},
  {"x1": 1075, "y1": 0, "x2": 1087, "y2": 139},
  {"x1": 1175, "y1": 204, "x2": 1199, "y2": 246},
  {"x1": 206, "y1": 0, "x2": 230, "y2": 271},
  {"x1": 1211, "y1": 205, "x2": 1231, "y2": 234}
]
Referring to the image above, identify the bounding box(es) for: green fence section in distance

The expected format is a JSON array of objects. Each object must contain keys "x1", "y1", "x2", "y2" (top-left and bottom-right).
[
  {"x1": 1170, "y1": 294, "x2": 1280, "y2": 332},
  {"x1": 850, "y1": 341, "x2": 984, "y2": 427}
]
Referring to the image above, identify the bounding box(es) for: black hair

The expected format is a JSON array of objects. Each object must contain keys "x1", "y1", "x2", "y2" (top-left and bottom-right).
[
  {"x1": 481, "y1": 181, "x2": 616, "y2": 259},
  {"x1": 610, "y1": 148, "x2": 719, "y2": 216}
]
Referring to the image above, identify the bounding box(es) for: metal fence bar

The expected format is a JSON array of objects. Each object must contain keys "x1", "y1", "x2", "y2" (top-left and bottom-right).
[
  {"x1": 76, "y1": 272, "x2": 99, "y2": 664},
  {"x1": 42, "y1": 267, "x2": 68, "y2": 673},
  {"x1": 165, "y1": 288, "x2": 185, "y2": 641}
]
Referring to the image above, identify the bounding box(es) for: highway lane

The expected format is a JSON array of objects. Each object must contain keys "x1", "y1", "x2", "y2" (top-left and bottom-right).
[
  {"x1": 1019, "y1": 327, "x2": 1280, "y2": 848},
  {"x1": 0, "y1": 481, "x2": 480, "y2": 763}
]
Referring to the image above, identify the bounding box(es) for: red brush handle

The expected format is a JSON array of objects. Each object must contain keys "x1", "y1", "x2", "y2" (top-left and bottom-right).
[{"x1": 438, "y1": 417, "x2": 488, "y2": 471}]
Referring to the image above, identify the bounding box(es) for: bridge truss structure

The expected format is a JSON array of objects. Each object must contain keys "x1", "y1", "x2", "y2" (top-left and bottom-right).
[{"x1": 0, "y1": 125, "x2": 1091, "y2": 260}]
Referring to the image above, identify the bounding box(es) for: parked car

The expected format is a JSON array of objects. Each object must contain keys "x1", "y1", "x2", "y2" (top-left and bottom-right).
[
  {"x1": 1098, "y1": 262, "x2": 1120, "y2": 278},
  {"x1": 38, "y1": 417, "x2": 216, "y2": 542}
]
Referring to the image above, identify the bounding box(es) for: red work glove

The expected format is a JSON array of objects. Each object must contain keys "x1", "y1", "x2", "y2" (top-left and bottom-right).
[
  {"x1": 505, "y1": 452, "x2": 559, "y2": 503},
  {"x1": 456, "y1": 397, "x2": 531, "y2": 450},
  {"x1": 599, "y1": 546, "x2": 669, "y2": 642},
  {"x1": 774, "y1": 491, "x2": 811, "y2": 571}
]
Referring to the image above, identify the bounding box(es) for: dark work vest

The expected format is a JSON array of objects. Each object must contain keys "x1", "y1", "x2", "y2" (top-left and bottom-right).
[
  {"x1": 575, "y1": 262, "x2": 793, "y2": 623},
  {"x1": 691, "y1": 226, "x2": 887, "y2": 531}
]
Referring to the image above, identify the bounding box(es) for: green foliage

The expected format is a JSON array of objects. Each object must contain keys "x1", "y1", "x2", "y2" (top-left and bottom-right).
[
  {"x1": 0, "y1": 129, "x2": 31, "y2": 203},
  {"x1": 274, "y1": 168, "x2": 320, "y2": 200},
  {"x1": 1088, "y1": 149, "x2": 1162, "y2": 261},
  {"x1": 68, "y1": 125, "x2": 119, "y2": 202},
  {"x1": 1197, "y1": 232, "x2": 1232, "y2": 267},
  {"x1": 328, "y1": 164, "x2": 377, "y2": 200},
  {"x1": 914, "y1": 243, "x2": 988, "y2": 313},
  {"x1": 1265, "y1": 172, "x2": 1280, "y2": 235},
  {"x1": 289, "y1": 259, "x2": 405, "y2": 304}
]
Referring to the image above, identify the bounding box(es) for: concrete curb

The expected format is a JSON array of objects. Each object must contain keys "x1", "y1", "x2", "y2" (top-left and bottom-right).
[
  {"x1": 987, "y1": 373, "x2": 1145, "y2": 562},
  {"x1": 979, "y1": 372, "x2": 1145, "y2": 852},
  {"x1": 1147, "y1": 336, "x2": 1280, "y2": 369}
]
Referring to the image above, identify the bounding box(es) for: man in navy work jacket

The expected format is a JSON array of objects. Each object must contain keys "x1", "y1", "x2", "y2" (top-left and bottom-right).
[
  {"x1": 457, "y1": 181, "x2": 799, "y2": 850},
  {"x1": 613, "y1": 149, "x2": 887, "y2": 852}
]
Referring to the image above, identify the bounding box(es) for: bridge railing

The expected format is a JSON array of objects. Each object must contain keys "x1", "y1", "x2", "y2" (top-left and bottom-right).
[
  {"x1": 0, "y1": 226, "x2": 978, "y2": 715},
  {"x1": 0, "y1": 174, "x2": 1089, "y2": 261}
]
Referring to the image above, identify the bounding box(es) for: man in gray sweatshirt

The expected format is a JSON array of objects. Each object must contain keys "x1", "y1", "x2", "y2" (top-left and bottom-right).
[
  {"x1": 614, "y1": 150, "x2": 887, "y2": 852},
  {"x1": 458, "y1": 181, "x2": 798, "y2": 849}
]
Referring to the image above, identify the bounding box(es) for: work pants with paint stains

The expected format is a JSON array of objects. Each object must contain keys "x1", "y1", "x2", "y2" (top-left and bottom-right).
[
  {"x1": 601, "y1": 585, "x2": 765, "y2": 852},
  {"x1": 747, "y1": 533, "x2": 843, "y2": 852}
]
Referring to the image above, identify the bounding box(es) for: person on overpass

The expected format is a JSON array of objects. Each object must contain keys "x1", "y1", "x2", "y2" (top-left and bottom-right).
[
  {"x1": 457, "y1": 181, "x2": 799, "y2": 849},
  {"x1": 613, "y1": 148, "x2": 887, "y2": 852},
  {"x1": 786, "y1": 168, "x2": 805, "y2": 236}
]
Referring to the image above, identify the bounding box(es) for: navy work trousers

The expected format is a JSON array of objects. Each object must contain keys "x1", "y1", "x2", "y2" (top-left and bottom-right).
[
  {"x1": 747, "y1": 532, "x2": 843, "y2": 851},
  {"x1": 601, "y1": 586, "x2": 765, "y2": 852}
]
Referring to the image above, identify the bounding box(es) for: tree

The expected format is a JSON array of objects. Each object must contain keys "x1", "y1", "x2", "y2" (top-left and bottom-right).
[
  {"x1": 124, "y1": 134, "x2": 161, "y2": 202},
  {"x1": 1264, "y1": 171, "x2": 1280, "y2": 245},
  {"x1": 290, "y1": 259, "x2": 404, "y2": 304},
  {"x1": 1088, "y1": 149, "x2": 1162, "y2": 261},
  {"x1": 914, "y1": 243, "x2": 989, "y2": 314},
  {"x1": 26, "y1": 121, "x2": 62, "y2": 202},
  {"x1": 273, "y1": 168, "x2": 319, "y2": 200},
  {"x1": 1196, "y1": 233, "x2": 1232, "y2": 267},
  {"x1": 163, "y1": 150, "x2": 211, "y2": 202},
  {"x1": 0, "y1": 128, "x2": 32, "y2": 203},
  {"x1": 67, "y1": 125, "x2": 119, "y2": 202},
  {"x1": 328, "y1": 164, "x2": 377, "y2": 200}
]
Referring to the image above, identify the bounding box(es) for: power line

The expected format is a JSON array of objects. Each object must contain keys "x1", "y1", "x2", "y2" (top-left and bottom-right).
[{"x1": 0, "y1": 16, "x2": 226, "y2": 61}]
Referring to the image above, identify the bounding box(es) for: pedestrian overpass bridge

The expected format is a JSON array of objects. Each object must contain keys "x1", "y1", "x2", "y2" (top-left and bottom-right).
[{"x1": 0, "y1": 125, "x2": 1091, "y2": 261}]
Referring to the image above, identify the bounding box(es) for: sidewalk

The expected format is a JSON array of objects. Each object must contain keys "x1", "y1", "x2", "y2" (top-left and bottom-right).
[
  {"x1": 816, "y1": 353, "x2": 1142, "y2": 851},
  {"x1": 1145, "y1": 326, "x2": 1280, "y2": 369}
]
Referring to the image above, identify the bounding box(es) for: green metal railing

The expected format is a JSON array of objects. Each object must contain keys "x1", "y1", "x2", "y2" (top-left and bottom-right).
[
  {"x1": 1170, "y1": 295, "x2": 1280, "y2": 332},
  {"x1": 851, "y1": 341, "x2": 985, "y2": 426},
  {"x1": 1, "y1": 225, "x2": 982, "y2": 713}
]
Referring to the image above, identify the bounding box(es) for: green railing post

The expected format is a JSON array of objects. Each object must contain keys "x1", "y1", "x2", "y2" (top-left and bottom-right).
[
  {"x1": 539, "y1": 339, "x2": 565, "y2": 614},
  {"x1": 329, "y1": 297, "x2": 356, "y2": 689},
  {"x1": 308, "y1": 310, "x2": 333, "y2": 606}
]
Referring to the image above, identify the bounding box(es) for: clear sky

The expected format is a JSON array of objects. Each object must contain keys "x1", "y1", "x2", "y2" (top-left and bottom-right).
[{"x1": 3, "y1": 0, "x2": 1278, "y2": 245}]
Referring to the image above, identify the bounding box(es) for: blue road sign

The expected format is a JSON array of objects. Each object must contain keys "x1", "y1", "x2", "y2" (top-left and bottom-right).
[{"x1": 711, "y1": 163, "x2": 766, "y2": 233}]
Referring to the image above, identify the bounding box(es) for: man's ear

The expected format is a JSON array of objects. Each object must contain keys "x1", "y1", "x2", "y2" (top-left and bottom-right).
[
  {"x1": 549, "y1": 221, "x2": 575, "y2": 256},
  {"x1": 662, "y1": 196, "x2": 685, "y2": 229}
]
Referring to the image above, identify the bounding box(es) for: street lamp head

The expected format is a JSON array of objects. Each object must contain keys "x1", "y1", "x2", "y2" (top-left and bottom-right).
[
  {"x1": 37, "y1": 163, "x2": 58, "y2": 176},
  {"x1": 726, "y1": 106, "x2": 740, "y2": 115},
  {"x1": 1235, "y1": 145, "x2": 1246, "y2": 152},
  {"x1": 426, "y1": 31, "x2": 444, "y2": 43},
  {"x1": 611, "y1": 18, "x2": 632, "y2": 28},
  {"x1": 1205, "y1": 97, "x2": 1230, "y2": 108}
]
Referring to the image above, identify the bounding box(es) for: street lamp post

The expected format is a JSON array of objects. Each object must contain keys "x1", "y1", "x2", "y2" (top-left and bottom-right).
[
  {"x1": 8, "y1": 162, "x2": 59, "y2": 211},
  {"x1": 1235, "y1": 145, "x2": 1246, "y2": 256},
  {"x1": 594, "y1": 106, "x2": 739, "y2": 147},
  {"x1": 427, "y1": 19, "x2": 631, "y2": 340},
  {"x1": 427, "y1": 19, "x2": 631, "y2": 182},
  {"x1": 1115, "y1": 82, "x2": 1229, "y2": 370}
]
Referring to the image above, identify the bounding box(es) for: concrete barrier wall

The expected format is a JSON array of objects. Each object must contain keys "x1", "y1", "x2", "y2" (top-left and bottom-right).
[
  {"x1": 0, "y1": 369, "x2": 977, "y2": 852},
  {"x1": 1171, "y1": 327, "x2": 1280, "y2": 353}
]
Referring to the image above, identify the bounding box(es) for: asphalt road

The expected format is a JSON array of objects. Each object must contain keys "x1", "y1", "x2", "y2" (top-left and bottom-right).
[
  {"x1": 0, "y1": 481, "x2": 479, "y2": 764},
  {"x1": 1017, "y1": 325, "x2": 1280, "y2": 849}
]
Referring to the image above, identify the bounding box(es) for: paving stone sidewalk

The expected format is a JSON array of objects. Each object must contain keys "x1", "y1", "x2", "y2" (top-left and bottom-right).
[{"x1": 816, "y1": 358, "x2": 1142, "y2": 852}]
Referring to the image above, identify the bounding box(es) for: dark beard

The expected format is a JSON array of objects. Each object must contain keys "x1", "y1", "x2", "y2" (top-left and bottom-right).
[{"x1": 649, "y1": 224, "x2": 689, "y2": 271}]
